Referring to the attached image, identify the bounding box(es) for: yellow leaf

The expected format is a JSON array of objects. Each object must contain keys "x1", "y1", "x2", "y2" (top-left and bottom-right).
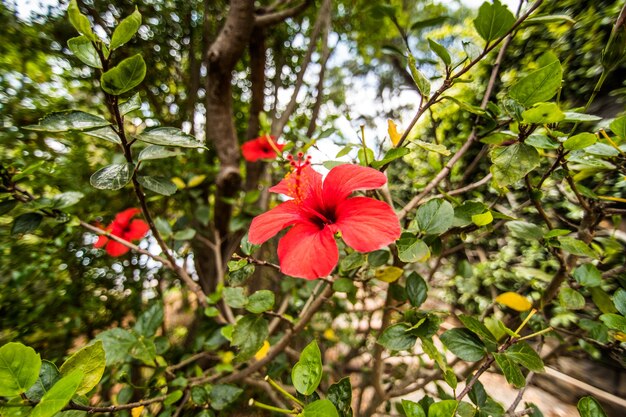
[
  {"x1": 187, "y1": 175, "x2": 206, "y2": 188},
  {"x1": 171, "y1": 177, "x2": 186, "y2": 189},
  {"x1": 131, "y1": 406, "x2": 144, "y2": 417},
  {"x1": 615, "y1": 332, "x2": 626, "y2": 342},
  {"x1": 375, "y1": 266, "x2": 404, "y2": 283},
  {"x1": 387, "y1": 119, "x2": 402, "y2": 147},
  {"x1": 472, "y1": 211, "x2": 493, "y2": 226},
  {"x1": 323, "y1": 328, "x2": 338, "y2": 342},
  {"x1": 254, "y1": 340, "x2": 270, "y2": 361},
  {"x1": 495, "y1": 292, "x2": 533, "y2": 312},
  {"x1": 597, "y1": 195, "x2": 626, "y2": 204},
  {"x1": 220, "y1": 351, "x2": 235, "y2": 364}
]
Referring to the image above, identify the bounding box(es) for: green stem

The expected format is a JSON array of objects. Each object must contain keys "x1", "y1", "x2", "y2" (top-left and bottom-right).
[
  {"x1": 248, "y1": 399, "x2": 297, "y2": 415},
  {"x1": 265, "y1": 376, "x2": 304, "y2": 407}
]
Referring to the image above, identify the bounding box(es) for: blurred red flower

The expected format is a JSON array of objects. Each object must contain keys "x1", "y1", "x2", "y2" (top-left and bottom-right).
[
  {"x1": 94, "y1": 208, "x2": 150, "y2": 257},
  {"x1": 249, "y1": 156, "x2": 401, "y2": 279},
  {"x1": 241, "y1": 135, "x2": 285, "y2": 162}
]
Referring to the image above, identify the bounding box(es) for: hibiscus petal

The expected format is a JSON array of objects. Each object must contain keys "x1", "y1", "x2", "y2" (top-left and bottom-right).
[
  {"x1": 94, "y1": 235, "x2": 109, "y2": 248},
  {"x1": 124, "y1": 219, "x2": 150, "y2": 241},
  {"x1": 105, "y1": 240, "x2": 130, "y2": 257},
  {"x1": 277, "y1": 222, "x2": 338, "y2": 279},
  {"x1": 335, "y1": 197, "x2": 401, "y2": 252},
  {"x1": 114, "y1": 208, "x2": 141, "y2": 227},
  {"x1": 269, "y1": 165, "x2": 322, "y2": 202},
  {"x1": 241, "y1": 136, "x2": 284, "y2": 162},
  {"x1": 248, "y1": 201, "x2": 305, "y2": 244},
  {"x1": 322, "y1": 164, "x2": 387, "y2": 208}
]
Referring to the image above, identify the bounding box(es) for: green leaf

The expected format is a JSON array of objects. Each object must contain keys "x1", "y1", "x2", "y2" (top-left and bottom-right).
[
  {"x1": 136, "y1": 127, "x2": 205, "y2": 148},
  {"x1": 0, "y1": 342, "x2": 42, "y2": 396},
  {"x1": 371, "y1": 147, "x2": 410, "y2": 169},
  {"x1": 493, "y1": 353, "x2": 525, "y2": 388},
  {"x1": 52, "y1": 191, "x2": 84, "y2": 209},
  {"x1": 31, "y1": 370, "x2": 83, "y2": 417},
  {"x1": 577, "y1": 396, "x2": 607, "y2": 417},
  {"x1": 119, "y1": 93, "x2": 142, "y2": 115},
  {"x1": 301, "y1": 399, "x2": 339, "y2": 417},
  {"x1": 101, "y1": 54, "x2": 146, "y2": 95},
  {"x1": 246, "y1": 290, "x2": 275, "y2": 314},
  {"x1": 11, "y1": 213, "x2": 43, "y2": 235},
  {"x1": 340, "y1": 252, "x2": 366, "y2": 271},
  {"x1": 368, "y1": 250, "x2": 390, "y2": 267},
  {"x1": 490, "y1": 143, "x2": 540, "y2": 187},
  {"x1": 453, "y1": 201, "x2": 488, "y2": 227},
  {"x1": 427, "y1": 399, "x2": 458, "y2": 417},
  {"x1": 506, "y1": 220, "x2": 543, "y2": 240},
  {"x1": 137, "y1": 176, "x2": 177, "y2": 196},
  {"x1": 521, "y1": 102, "x2": 564, "y2": 124},
  {"x1": 378, "y1": 323, "x2": 417, "y2": 351},
  {"x1": 129, "y1": 335, "x2": 157, "y2": 365},
  {"x1": 209, "y1": 384, "x2": 243, "y2": 411},
  {"x1": 505, "y1": 342, "x2": 544, "y2": 372},
  {"x1": 223, "y1": 287, "x2": 248, "y2": 309},
  {"x1": 134, "y1": 303, "x2": 164, "y2": 338},
  {"x1": 0, "y1": 200, "x2": 18, "y2": 216},
  {"x1": 67, "y1": 0, "x2": 95, "y2": 40},
  {"x1": 599, "y1": 314, "x2": 626, "y2": 333},
  {"x1": 523, "y1": 14, "x2": 576, "y2": 26},
  {"x1": 560, "y1": 287, "x2": 586, "y2": 310},
  {"x1": 590, "y1": 288, "x2": 617, "y2": 314},
  {"x1": 397, "y1": 234, "x2": 430, "y2": 263},
  {"x1": 333, "y1": 277, "x2": 356, "y2": 294},
  {"x1": 473, "y1": 0, "x2": 515, "y2": 42},
  {"x1": 191, "y1": 386, "x2": 209, "y2": 405},
  {"x1": 458, "y1": 315, "x2": 497, "y2": 352},
  {"x1": 95, "y1": 328, "x2": 137, "y2": 366},
  {"x1": 26, "y1": 361, "x2": 60, "y2": 402},
  {"x1": 110, "y1": 7, "x2": 142, "y2": 50},
  {"x1": 509, "y1": 53, "x2": 562, "y2": 107},
  {"x1": 328, "y1": 377, "x2": 352, "y2": 417},
  {"x1": 292, "y1": 340, "x2": 323, "y2": 395},
  {"x1": 564, "y1": 132, "x2": 597, "y2": 150},
  {"x1": 408, "y1": 53, "x2": 431, "y2": 97},
  {"x1": 83, "y1": 127, "x2": 121, "y2": 144},
  {"x1": 614, "y1": 288, "x2": 626, "y2": 316},
  {"x1": 443, "y1": 96, "x2": 487, "y2": 116},
  {"x1": 67, "y1": 36, "x2": 101, "y2": 68},
  {"x1": 562, "y1": 112, "x2": 602, "y2": 122},
  {"x1": 23, "y1": 111, "x2": 110, "y2": 132},
  {"x1": 471, "y1": 211, "x2": 493, "y2": 226},
  {"x1": 406, "y1": 272, "x2": 428, "y2": 308},
  {"x1": 59, "y1": 341, "x2": 105, "y2": 395},
  {"x1": 609, "y1": 115, "x2": 626, "y2": 140},
  {"x1": 557, "y1": 237, "x2": 597, "y2": 258},
  {"x1": 416, "y1": 198, "x2": 454, "y2": 235},
  {"x1": 576, "y1": 396, "x2": 606, "y2": 417},
  {"x1": 572, "y1": 264, "x2": 602, "y2": 287},
  {"x1": 138, "y1": 145, "x2": 183, "y2": 161},
  {"x1": 164, "y1": 390, "x2": 183, "y2": 406},
  {"x1": 402, "y1": 399, "x2": 426, "y2": 417},
  {"x1": 414, "y1": 139, "x2": 451, "y2": 155},
  {"x1": 439, "y1": 329, "x2": 486, "y2": 362},
  {"x1": 173, "y1": 228, "x2": 196, "y2": 240},
  {"x1": 428, "y1": 38, "x2": 451, "y2": 66},
  {"x1": 232, "y1": 315, "x2": 268, "y2": 362},
  {"x1": 90, "y1": 163, "x2": 132, "y2": 190}
]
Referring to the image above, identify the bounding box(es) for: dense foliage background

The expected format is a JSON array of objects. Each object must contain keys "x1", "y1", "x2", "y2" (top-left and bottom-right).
[{"x1": 1, "y1": 0, "x2": 625, "y2": 416}]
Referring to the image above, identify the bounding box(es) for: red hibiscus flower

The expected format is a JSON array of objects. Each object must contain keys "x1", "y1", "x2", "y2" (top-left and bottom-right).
[
  {"x1": 94, "y1": 208, "x2": 150, "y2": 257},
  {"x1": 241, "y1": 135, "x2": 285, "y2": 162},
  {"x1": 248, "y1": 154, "x2": 401, "y2": 279}
]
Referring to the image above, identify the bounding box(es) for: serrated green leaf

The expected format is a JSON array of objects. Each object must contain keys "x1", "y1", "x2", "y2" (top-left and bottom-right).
[
  {"x1": 557, "y1": 237, "x2": 597, "y2": 258},
  {"x1": 493, "y1": 352, "x2": 525, "y2": 388},
  {"x1": 402, "y1": 399, "x2": 426, "y2": 417},
  {"x1": 490, "y1": 143, "x2": 540, "y2": 187},
  {"x1": 136, "y1": 127, "x2": 205, "y2": 148},
  {"x1": 414, "y1": 139, "x2": 451, "y2": 155},
  {"x1": 59, "y1": 341, "x2": 105, "y2": 395},
  {"x1": 134, "y1": 303, "x2": 163, "y2": 338},
  {"x1": 0, "y1": 342, "x2": 42, "y2": 396},
  {"x1": 95, "y1": 328, "x2": 137, "y2": 366},
  {"x1": 23, "y1": 111, "x2": 110, "y2": 132},
  {"x1": 223, "y1": 287, "x2": 247, "y2": 309},
  {"x1": 509, "y1": 53, "x2": 562, "y2": 107},
  {"x1": 473, "y1": 0, "x2": 515, "y2": 42},
  {"x1": 83, "y1": 126, "x2": 121, "y2": 144},
  {"x1": 599, "y1": 314, "x2": 626, "y2": 333},
  {"x1": 232, "y1": 315, "x2": 268, "y2": 362},
  {"x1": 378, "y1": 323, "x2": 417, "y2": 351},
  {"x1": 67, "y1": 36, "x2": 101, "y2": 68},
  {"x1": 110, "y1": 7, "x2": 141, "y2": 50},
  {"x1": 90, "y1": 163, "x2": 132, "y2": 190},
  {"x1": 417, "y1": 198, "x2": 454, "y2": 235},
  {"x1": 614, "y1": 288, "x2": 626, "y2": 316},
  {"x1": 609, "y1": 115, "x2": 626, "y2": 139},
  {"x1": 560, "y1": 287, "x2": 586, "y2": 310},
  {"x1": 458, "y1": 315, "x2": 497, "y2": 352},
  {"x1": 246, "y1": 290, "x2": 275, "y2": 314},
  {"x1": 406, "y1": 272, "x2": 428, "y2": 308},
  {"x1": 101, "y1": 54, "x2": 146, "y2": 95},
  {"x1": 427, "y1": 399, "x2": 458, "y2": 417},
  {"x1": 572, "y1": 264, "x2": 602, "y2": 287},
  {"x1": 137, "y1": 176, "x2": 177, "y2": 196},
  {"x1": 25, "y1": 361, "x2": 60, "y2": 402},
  {"x1": 440, "y1": 328, "x2": 486, "y2": 362},
  {"x1": 340, "y1": 252, "x2": 366, "y2": 271},
  {"x1": 292, "y1": 340, "x2": 323, "y2": 395},
  {"x1": 505, "y1": 342, "x2": 544, "y2": 372}
]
